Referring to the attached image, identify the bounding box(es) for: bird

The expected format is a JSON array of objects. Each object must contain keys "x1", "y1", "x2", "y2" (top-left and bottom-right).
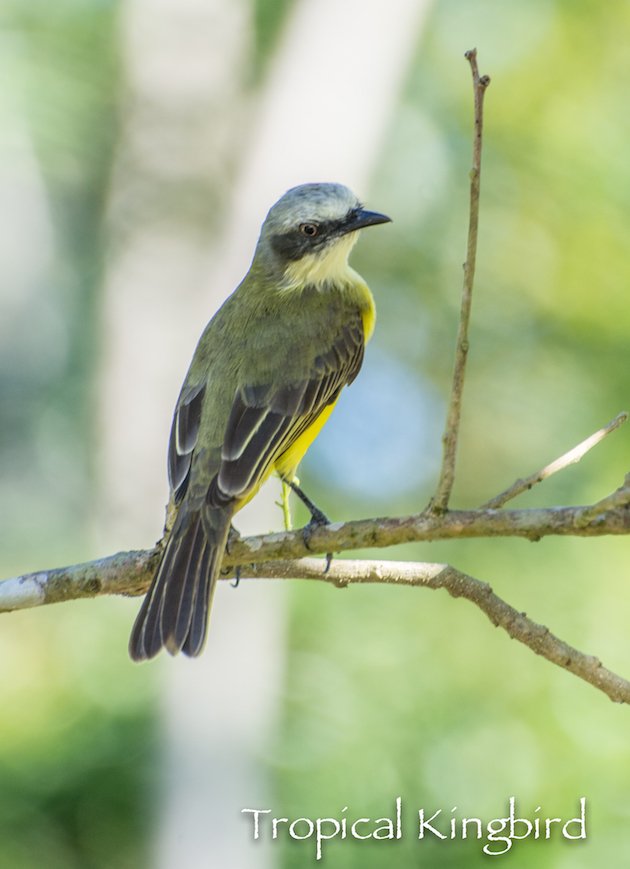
[{"x1": 129, "y1": 182, "x2": 391, "y2": 661}]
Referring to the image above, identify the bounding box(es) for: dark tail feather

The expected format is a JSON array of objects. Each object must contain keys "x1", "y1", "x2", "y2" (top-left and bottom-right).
[{"x1": 129, "y1": 505, "x2": 231, "y2": 661}]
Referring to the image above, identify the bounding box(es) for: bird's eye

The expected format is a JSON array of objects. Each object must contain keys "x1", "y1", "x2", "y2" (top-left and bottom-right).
[{"x1": 299, "y1": 223, "x2": 318, "y2": 237}]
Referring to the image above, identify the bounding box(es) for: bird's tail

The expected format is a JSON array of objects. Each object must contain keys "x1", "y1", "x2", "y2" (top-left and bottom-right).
[{"x1": 129, "y1": 504, "x2": 232, "y2": 661}]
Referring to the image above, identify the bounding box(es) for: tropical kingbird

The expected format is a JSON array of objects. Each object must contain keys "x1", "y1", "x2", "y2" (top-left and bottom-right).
[{"x1": 129, "y1": 182, "x2": 391, "y2": 660}]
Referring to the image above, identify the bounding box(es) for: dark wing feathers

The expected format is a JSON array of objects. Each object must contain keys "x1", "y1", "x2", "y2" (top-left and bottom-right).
[
  {"x1": 168, "y1": 381, "x2": 206, "y2": 502},
  {"x1": 221, "y1": 404, "x2": 270, "y2": 462},
  {"x1": 161, "y1": 512, "x2": 203, "y2": 647},
  {"x1": 213, "y1": 314, "x2": 365, "y2": 504},
  {"x1": 168, "y1": 316, "x2": 364, "y2": 506},
  {"x1": 181, "y1": 540, "x2": 218, "y2": 657},
  {"x1": 217, "y1": 411, "x2": 290, "y2": 498},
  {"x1": 128, "y1": 505, "x2": 230, "y2": 660}
]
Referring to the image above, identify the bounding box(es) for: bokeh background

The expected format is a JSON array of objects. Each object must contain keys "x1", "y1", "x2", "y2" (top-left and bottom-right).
[{"x1": 1, "y1": 1, "x2": 630, "y2": 867}]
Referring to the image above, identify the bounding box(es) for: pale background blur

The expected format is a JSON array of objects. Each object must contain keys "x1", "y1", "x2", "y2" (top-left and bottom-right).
[{"x1": 2, "y1": 1, "x2": 630, "y2": 867}]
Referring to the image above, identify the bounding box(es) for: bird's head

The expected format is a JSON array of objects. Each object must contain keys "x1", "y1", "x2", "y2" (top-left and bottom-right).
[{"x1": 255, "y1": 182, "x2": 391, "y2": 289}]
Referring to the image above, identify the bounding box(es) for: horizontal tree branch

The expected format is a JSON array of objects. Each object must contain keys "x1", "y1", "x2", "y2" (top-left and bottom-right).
[
  {"x1": 2, "y1": 550, "x2": 629, "y2": 704},
  {"x1": 224, "y1": 488, "x2": 630, "y2": 567},
  {"x1": 0, "y1": 549, "x2": 158, "y2": 610},
  {"x1": 3, "y1": 482, "x2": 630, "y2": 613},
  {"x1": 2, "y1": 458, "x2": 629, "y2": 703}
]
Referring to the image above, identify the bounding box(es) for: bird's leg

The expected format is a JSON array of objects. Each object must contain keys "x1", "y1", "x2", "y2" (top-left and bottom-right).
[
  {"x1": 285, "y1": 479, "x2": 330, "y2": 525},
  {"x1": 280, "y1": 479, "x2": 293, "y2": 530},
  {"x1": 226, "y1": 523, "x2": 241, "y2": 587},
  {"x1": 226, "y1": 523, "x2": 241, "y2": 553},
  {"x1": 283, "y1": 477, "x2": 333, "y2": 573}
]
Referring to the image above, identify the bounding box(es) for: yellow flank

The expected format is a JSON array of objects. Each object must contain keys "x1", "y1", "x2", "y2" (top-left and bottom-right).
[
  {"x1": 274, "y1": 401, "x2": 337, "y2": 481},
  {"x1": 232, "y1": 404, "x2": 337, "y2": 511},
  {"x1": 358, "y1": 281, "x2": 376, "y2": 341}
]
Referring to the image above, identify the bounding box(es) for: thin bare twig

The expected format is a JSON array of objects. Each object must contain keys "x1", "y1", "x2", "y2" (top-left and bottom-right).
[
  {"x1": 432, "y1": 49, "x2": 491, "y2": 512},
  {"x1": 482, "y1": 412, "x2": 629, "y2": 509}
]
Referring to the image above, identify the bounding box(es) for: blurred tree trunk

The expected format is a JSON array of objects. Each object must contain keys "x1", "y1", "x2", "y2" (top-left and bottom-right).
[
  {"x1": 96, "y1": 2, "x2": 282, "y2": 868},
  {"x1": 97, "y1": 0, "x2": 429, "y2": 866}
]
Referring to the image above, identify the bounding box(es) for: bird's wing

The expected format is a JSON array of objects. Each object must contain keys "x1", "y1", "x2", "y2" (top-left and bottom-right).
[
  {"x1": 168, "y1": 380, "x2": 206, "y2": 502},
  {"x1": 209, "y1": 312, "x2": 365, "y2": 505}
]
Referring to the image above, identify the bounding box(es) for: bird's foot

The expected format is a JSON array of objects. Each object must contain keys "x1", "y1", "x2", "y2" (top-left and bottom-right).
[
  {"x1": 283, "y1": 477, "x2": 333, "y2": 573},
  {"x1": 302, "y1": 510, "x2": 333, "y2": 574}
]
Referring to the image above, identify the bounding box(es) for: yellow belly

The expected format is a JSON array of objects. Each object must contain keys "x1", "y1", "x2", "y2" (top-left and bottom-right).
[{"x1": 274, "y1": 401, "x2": 337, "y2": 481}]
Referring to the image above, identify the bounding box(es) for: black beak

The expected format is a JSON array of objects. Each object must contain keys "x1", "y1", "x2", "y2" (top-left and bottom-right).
[{"x1": 340, "y1": 208, "x2": 392, "y2": 235}]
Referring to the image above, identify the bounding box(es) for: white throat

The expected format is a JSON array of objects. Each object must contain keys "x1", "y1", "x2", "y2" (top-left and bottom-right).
[{"x1": 281, "y1": 232, "x2": 359, "y2": 290}]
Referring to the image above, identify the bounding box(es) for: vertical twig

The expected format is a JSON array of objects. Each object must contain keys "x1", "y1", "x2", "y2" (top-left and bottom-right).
[{"x1": 431, "y1": 49, "x2": 490, "y2": 512}]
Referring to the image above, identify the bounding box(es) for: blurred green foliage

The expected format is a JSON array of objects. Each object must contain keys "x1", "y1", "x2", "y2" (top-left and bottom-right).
[
  {"x1": 0, "y1": 3, "x2": 153, "y2": 868},
  {"x1": 252, "y1": 0, "x2": 293, "y2": 76},
  {"x1": 2, "y1": 0, "x2": 630, "y2": 867},
  {"x1": 0, "y1": 0, "x2": 119, "y2": 565},
  {"x1": 278, "y1": 2, "x2": 630, "y2": 868}
]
